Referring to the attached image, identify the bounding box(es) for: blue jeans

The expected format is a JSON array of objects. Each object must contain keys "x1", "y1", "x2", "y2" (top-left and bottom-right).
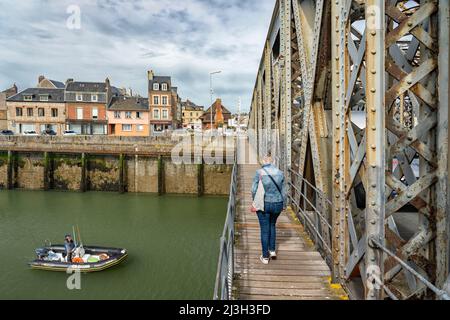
[{"x1": 257, "y1": 202, "x2": 283, "y2": 259}]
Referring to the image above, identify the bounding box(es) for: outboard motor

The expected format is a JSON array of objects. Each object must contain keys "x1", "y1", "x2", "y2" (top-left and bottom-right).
[{"x1": 35, "y1": 248, "x2": 49, "y2": 260}]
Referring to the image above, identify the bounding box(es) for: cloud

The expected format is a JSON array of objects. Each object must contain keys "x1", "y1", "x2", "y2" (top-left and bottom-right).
[{"x1": 0, "y1": 0, "x2": 275, "y2": 112}]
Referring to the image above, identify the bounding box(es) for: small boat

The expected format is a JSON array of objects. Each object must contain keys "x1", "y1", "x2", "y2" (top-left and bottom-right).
[{"x1": 29, "y1": 245, "x2": 128, "y2": 273}]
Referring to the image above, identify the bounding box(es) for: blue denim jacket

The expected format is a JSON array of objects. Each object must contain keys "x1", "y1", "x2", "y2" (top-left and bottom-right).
[{"x1": 251, "y1": 164, "x2": 287, "y2": 207}]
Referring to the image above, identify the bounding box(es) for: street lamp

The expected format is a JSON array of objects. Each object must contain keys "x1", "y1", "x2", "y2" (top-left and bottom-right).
[{"x1": 210, "y1": 71, "x2": 222, "y2": 133}]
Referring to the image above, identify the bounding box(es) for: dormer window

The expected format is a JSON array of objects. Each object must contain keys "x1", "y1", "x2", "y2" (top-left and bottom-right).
[
  {"x1": 76, "y1": 94, "x2": 83, "y2": 102},
  {"x1": 24, "y1": 95, "x2": 33, "y2": 101},
  {"x1": 162, "y1": 83, "x2": 168, "y2": 91},
  {"x1": 39, "y1": 95, "x2": 49, "y2": 102},
  {"x1": 92, "y1": 95, "x2": 98, "y2": 102},
  {"x1": 153, "y1": 83, "x2": 160, "y2": 91}
]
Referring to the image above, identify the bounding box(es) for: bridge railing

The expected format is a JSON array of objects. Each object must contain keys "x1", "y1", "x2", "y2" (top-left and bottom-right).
[
  {"x1": 286, "y1": 169, "x2": 450, "y2": 300},
  {"x1": 213, "y1": 157, "x2": 238, "y2": 300},
  {"x1": 287, "y1": 169, "x2": 333, "y2": 265}
]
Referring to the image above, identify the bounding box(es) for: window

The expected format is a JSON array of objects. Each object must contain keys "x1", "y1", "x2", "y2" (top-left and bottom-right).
[
  {"x1": 76, "y1": 94, "x2": 83, "y2": 102},
  {"x1": 122, "y1": 124, "x2": 132, "y2": 132},
  {"x1": 24, "y1": 95, "x2": 33, "y2": 101},
  {"x1": 38, "y1": 108, "x2": 45, "y2": 117},
  {"x1": 114, "y1": 111, "x2": 121, "y2": 119},
  {"x1": 92, "y1": 108, "x2": 98, "y2": 119},
  {"x1": 137, "y1": 125, "x2": 144, "y2": 132},
  {"x1": 125, "y1": 112, "x2": 132, "y2": 119},
  {"x1": 27, "y1": 108, "x2": 33, "y2": 117},
  {"x1": 162, "y1": 109, "x2": 168, "y2": 119},
  {"x1": 153, "y1": 109, "x2": 160, "y2": 119},
  {"x1": 153, "y1": 96, "x2": 159, "y2": 105},
  {"x1": 39, "y1": 95, "x2": 49, "y2": 102},
  {"x1": 51, "y1": 108, "x2": 58, "y2": 118},
  {"x1": 162, "y1": 83, "x2": 168, "y2": 91},
  {"x1": 162, "y1": 96, "x2": 168, "y2": 105},
  {"x1": 136, "y1": 112, "x2": 142, "y2": 119},
  {"x1": 92, "y1": 95, "x2": 98, "y2": 102},
  {"x1": 76, "y1": 108, "x2": 83, "y2": 120},
  {"x1": 16, "y1": 107, "x2": 23, "y2": 117},
  {"x1": 153, "y1": 83, "x2": 159, "y2": 91}
]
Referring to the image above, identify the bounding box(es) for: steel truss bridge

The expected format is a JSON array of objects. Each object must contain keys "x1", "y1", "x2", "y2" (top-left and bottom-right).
[{"x1": 215, "y1": 0, "x2": 450, "y2": 300}]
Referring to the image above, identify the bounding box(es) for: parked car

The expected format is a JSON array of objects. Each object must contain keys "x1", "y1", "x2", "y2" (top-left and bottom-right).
[
  {"x1": 0, "y1": 130, "x2": 14, "y2": 136},
  {"x1": 172, "y1": 129, "x2": 189, "y2": 137},
  {"x1": 42, "y1": 129, "x2": 57, "y2": 136},
  {"x1": 23, "y1": 131, "x2": 39, "y2": 136},
  {"x1": 63, "y1": 130, "x2": 78, "y2": 136}
]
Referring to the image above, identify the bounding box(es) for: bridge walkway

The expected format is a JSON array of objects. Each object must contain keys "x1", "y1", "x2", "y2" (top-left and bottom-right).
[{"x1": 233, "y1": 164, "x2": 347, "y2": 300}]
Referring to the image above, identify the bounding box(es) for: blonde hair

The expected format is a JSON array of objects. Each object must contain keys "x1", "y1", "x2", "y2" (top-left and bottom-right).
[{"x1": 262, "y1": 152, "x2": 273, "y2": 165}]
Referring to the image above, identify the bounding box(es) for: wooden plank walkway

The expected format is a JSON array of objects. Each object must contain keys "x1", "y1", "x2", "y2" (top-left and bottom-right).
[{"x1": 233, "y1": 164, "x2": 348, "y2": 300}]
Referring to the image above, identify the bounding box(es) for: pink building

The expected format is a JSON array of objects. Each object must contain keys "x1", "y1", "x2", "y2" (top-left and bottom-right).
[{"x1": 107, "y1": 96, "x2": 150, "y2": 137}]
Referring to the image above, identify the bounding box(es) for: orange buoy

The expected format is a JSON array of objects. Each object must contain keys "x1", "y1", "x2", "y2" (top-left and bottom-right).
[{"x1": 72, "y1": 257, "x2": 84, "y2": 264}]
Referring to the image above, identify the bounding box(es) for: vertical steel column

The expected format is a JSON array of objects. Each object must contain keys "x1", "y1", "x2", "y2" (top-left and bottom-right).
[
  {"x1": 334, "y1": 0, "x2": 352, "y2": 284},
  {"x1": 257, "y1": 75, "x2": 264, "y2": 160},
  {"x1": 437, "y1": 0, "x2": 450, "y2": 288},
  {"x1": 279, "y1": 0, "x2": 287, "y2": 172},
  {"x1": 281, "y1": 0, "x2": 292, "y2": 192},
  {"x1": 331, "y1": 0, "x2": 342, "y2": 282},
  {"x1": 265, "y1": 41, "x2": 273, "y2": 153},
  {"x1": 365, "y1": 0, "x2": 386, "y2": 300}
]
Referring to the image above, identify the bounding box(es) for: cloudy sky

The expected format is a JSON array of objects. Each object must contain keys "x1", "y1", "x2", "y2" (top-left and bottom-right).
[{"x1": 0, "y1": 0, "x2": 275, "y2": 112}]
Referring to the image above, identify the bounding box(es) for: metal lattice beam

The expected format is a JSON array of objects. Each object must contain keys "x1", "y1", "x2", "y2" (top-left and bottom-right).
[{"x1": 247, "y1": 0, "x2": 449, "y2": 300}]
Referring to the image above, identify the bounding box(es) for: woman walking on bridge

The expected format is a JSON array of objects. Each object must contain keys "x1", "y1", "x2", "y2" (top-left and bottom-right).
[{"x1": 251, "y1": 153, "x2": 287, "y2": 265}]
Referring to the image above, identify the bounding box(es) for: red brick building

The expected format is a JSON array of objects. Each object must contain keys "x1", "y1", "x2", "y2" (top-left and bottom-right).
[
  {"x1": 65, "y1": 78, "x2": 119, "y2": 135},
  {"x1": 201, "y1": 99, "x2": 232, "y2": 130}
]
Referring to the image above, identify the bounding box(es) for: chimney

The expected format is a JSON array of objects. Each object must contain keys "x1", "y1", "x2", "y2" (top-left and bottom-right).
[
  {"x1": 12, "y1": 83, "x2": 18, "y2": 94},
  {"x1": 38, "y1": 75, "x2": 45, "y2": 85},
  {"x1": 215, "y1": 99, "x2": 224, "y2": 127},
  {"x1": 147, "y1": 70, "x2": 154, "y2": 81},
  {"x1": 105, "y1": 77, "x2": 112, "y2": 103},
  {"x1": 66, "y1": 78, "x2": 74, "y2": 86}
]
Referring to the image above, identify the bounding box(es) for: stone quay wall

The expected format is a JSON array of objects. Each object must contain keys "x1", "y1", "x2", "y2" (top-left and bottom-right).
[{"x1": 0, "y1": 136, "x2": 234, "y2": 195}]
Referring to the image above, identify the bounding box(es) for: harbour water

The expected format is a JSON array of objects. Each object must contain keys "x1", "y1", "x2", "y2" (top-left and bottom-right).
[{"x1": 0, "y1": 191, "x2": 227, "y2": 300}]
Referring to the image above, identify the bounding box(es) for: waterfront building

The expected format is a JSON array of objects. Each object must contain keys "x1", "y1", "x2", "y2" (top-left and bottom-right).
[
  {"x1": 200, "y1": 98, "x2": 232, "y2": 130},
  {"x1": 171, "y1": 86, "x2": 183, "y2": 129},
  {"x1": 107, "y1": 96, "x2": 150, "y2": 137},
  {"x1": 0, "y1": 84, "x2": 18, "y2": 130},
  {"x1": 36, "y1": 75, "x2": 65, "y2": 89},
  {"x1": 6, "y1": 87, "x2": 66, "y2": 134},
  {"x1": 181, "y1": 100, "x2": 204, "y2": 131},
  {"x1": 148, "y1": 70, "x2": 176, "y2": 135},
  {"x1": 228, "y1": 113, "x2": 249, "y2": 131},
  {"x1": 65, "y1": 78, "x2": 118, "y2": 135}
]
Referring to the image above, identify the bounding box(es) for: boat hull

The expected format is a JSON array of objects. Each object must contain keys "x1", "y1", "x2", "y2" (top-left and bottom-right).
[{"x1": 29, "y1": 246, "x2": 128, "y2": 273}]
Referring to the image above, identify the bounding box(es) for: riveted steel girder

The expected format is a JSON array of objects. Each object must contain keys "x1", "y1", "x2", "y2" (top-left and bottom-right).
[{"x1": 247, "y1": 0, "x2": 449, "y2": 300}]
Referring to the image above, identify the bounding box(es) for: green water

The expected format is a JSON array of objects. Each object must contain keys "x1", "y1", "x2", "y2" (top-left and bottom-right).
[{"x1": 0, "y1": 191, "x2": 227, "y2": 300}]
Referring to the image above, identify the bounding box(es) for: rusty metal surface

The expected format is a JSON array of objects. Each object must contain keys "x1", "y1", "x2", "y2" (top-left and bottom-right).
[{"x1": 247, "y1": 0, "x2": 448, "y2": 300}]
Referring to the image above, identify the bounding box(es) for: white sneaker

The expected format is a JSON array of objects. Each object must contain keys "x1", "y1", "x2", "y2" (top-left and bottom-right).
[
  {"x1": 269, "y1": 251, "x2": 277, "y2": 260},
  {"x1": 260, "y1": 256, "x2": 270, "y2": 265}
]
